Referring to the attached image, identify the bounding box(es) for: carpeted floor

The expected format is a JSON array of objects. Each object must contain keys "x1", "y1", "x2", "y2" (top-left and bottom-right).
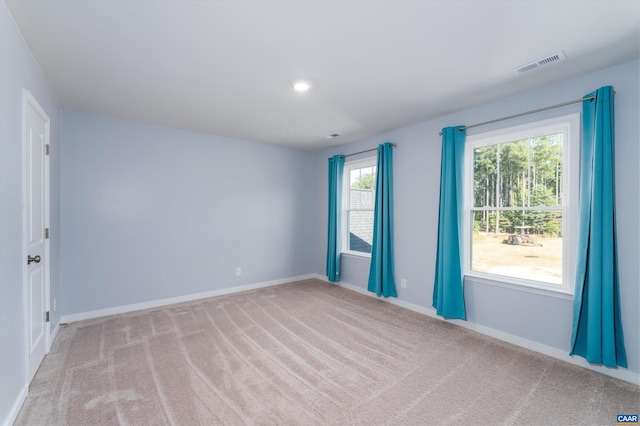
[{"x1": 16, "y1": 279, "x2": 639, "y2": 425}]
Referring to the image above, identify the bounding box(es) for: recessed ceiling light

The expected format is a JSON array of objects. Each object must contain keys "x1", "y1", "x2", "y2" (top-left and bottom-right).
[
  {"x1": 325, "y1": 133, "x2": 340, "y2": 139},
  {"x1": 292, "y1": 80, "x2": 312, "y2": 92}
]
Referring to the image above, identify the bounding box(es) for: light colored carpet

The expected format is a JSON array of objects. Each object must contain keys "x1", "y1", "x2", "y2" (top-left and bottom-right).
[{"x1": 16, "y1": 279, "x2": 639, "y2": 425}]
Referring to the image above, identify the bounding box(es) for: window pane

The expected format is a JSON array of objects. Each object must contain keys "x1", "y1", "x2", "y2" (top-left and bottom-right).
[
  {"x1": 348, "y1": 211, "x2": 373, "y2": 254},
  {"x1": 471, "y1": 210, "x2": 562, "y2": 284},
  {"x1": 350, "y1": 188, "x2": 374, "y2": 209},
  {"x1": 344, "y1": 162, "x2": 376, "y2": 255},
  {"x1": 473, "y1": 145, "x2": 497, "y2": 207},
  {"x1": 528, "y1": 134, "x2": 563, "y2": 207},
  {"x1": 496, "y1": 139, "x2": 528, "y2": 208},
  {"x1": 350, "y1": 167, "x2": 376, "y2": 190},
  {"x1": 474, "y1": 134, "x2": 563, "y2": 209}
]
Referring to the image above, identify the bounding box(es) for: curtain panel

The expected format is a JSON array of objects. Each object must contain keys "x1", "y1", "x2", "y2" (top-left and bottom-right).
[
  {"x1": 326, "y1": 155, "x2": 345, "y2": 282},
  {"x1": 570, "y1": 86, "x2": 627, "y2": 368},
  {"x1": 367, "y1": 142, "x2": 397, "y2": 298},
  {"x1": 432, "y1": 127, "x2": 467, "y2": 320}
]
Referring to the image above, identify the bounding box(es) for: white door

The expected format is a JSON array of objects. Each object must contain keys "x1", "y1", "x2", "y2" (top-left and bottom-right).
[{"x1": 24, "y1": 91, "x2": 50, "y2": 383}]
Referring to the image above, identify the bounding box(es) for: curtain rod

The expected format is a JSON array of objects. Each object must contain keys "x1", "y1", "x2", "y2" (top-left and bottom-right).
[
  {"x1": 438, "y1": 95, "x2": 596, "y2": 135},
  {"x1": 342, "y1": 142, "x2": 397, "y2": 158}
]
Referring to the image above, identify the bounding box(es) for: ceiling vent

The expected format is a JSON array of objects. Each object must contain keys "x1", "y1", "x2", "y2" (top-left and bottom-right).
[{"x1": 514, "y1": 51, "x2": 567, "y2": 74}]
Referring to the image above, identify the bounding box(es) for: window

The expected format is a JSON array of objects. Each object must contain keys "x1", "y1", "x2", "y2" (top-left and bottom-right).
[
  {"x1": 464, "y1": 114, "x2": 579, "y2": 294},
  {"x1": 342, "y1": 157, "x2": 377, "y2": 256}
]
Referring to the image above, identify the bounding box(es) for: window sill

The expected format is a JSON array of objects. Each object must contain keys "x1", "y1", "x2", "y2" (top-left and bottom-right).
[
  {"x1": 341, "y1": 251, "x2": 371, "y2": 260},
  {"x1": 464, "y1": 272, "x2": 573, "y2": 300}
]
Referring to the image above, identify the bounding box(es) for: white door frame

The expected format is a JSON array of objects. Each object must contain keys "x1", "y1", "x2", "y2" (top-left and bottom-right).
[{"x1": 22, "y1": 89, "x2": 51, "y2": 384}]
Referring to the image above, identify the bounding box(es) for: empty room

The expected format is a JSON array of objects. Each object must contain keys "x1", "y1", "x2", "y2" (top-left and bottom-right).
[{"x1": 1, "y1": 1, "x2": 639, "y2": 425}]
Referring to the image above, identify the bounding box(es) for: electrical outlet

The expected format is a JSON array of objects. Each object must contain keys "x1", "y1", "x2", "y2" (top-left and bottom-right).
[
  {"x1": 235, "y1": 267, "x2": 242, "y2": 276},
  {"x1": 400, "y1": 278, "x2": 407, "y2": 288},
  {"x1": 53, "y1": 298, "x2": 57, "y2": 312}
]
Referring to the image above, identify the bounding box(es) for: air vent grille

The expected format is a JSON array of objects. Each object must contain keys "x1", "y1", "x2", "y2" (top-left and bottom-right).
[{"x1": 514, "y1": 51, "x2": 566, "y2": 74}]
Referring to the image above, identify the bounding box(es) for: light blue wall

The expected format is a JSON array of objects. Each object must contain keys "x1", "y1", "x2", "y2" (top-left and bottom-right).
[
  {"x1": 0, "y1": 1, "x2": 61, "y2": 424},
  {"x1": 315, "y1": 60, "x2": 639, "y2": 375},
  {"x1": 60, "y1": 111, "x2": 318, "y2": 315}
]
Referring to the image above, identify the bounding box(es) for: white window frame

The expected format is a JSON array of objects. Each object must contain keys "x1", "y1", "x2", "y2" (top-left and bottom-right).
[
  {"x1": 342, "y1": 156, "x2": 377, "y2": 258},
  {"x1": 464, "y1": 113, "x2": 580, "y2": 296}
]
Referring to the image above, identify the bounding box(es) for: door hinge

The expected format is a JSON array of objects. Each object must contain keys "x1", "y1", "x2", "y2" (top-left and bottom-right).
[
  {"x1": 45, "y1": 228, "x2": 50, "y2": 239},
  {"x1": 45, "y1": 144, "x2": 50, "y2": 155},
  {"x1": 45, "y1": 311, "x2": 50, "y2": 322}
]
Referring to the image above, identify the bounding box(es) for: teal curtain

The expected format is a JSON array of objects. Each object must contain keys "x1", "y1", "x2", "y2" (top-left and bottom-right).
[
  {"x1": 432, "y1": 127, "x2": 467, "y2": 320},
  {"x1": 368, "y1": 142, "x2": 397, "y2": 297},
  {"x1": 570, "y1": 86, "x2": 627, "y2": 368},
  {"x1": 326, "y1": 155, "x2": 344, "y2": 282}
]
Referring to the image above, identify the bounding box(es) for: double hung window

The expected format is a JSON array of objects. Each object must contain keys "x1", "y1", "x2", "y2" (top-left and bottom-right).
[
  {"x1": 464, "y1": 114, "x2": 579, "y2": 294},
  {"x1": 342, "y1": 157, "x2": 377, "y2": 256}
]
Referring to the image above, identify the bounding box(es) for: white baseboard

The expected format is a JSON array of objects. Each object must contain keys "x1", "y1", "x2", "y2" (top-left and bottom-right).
[
  {"x1": 311, "y1": 273, "x2": 639, "y2": 386},
  {"x1": 50, "y1": 322, "x2": 60, "y2": 348},
  {"x1": 2, "y1": 384, "x2": 27, "y2": 426},
  {"x1": 60, "y1": 274, "x2": 317, "y2": 324}
]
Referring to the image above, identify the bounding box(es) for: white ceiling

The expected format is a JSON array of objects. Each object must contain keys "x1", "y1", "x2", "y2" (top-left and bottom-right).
[{"x1": 6, "y1": 0, "x2": 640, "y2": 151}]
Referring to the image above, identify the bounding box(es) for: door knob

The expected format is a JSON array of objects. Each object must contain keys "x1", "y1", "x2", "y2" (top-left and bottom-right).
[{"x1": 27, "y1": 255, "x2": 41, "y2": 265}]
